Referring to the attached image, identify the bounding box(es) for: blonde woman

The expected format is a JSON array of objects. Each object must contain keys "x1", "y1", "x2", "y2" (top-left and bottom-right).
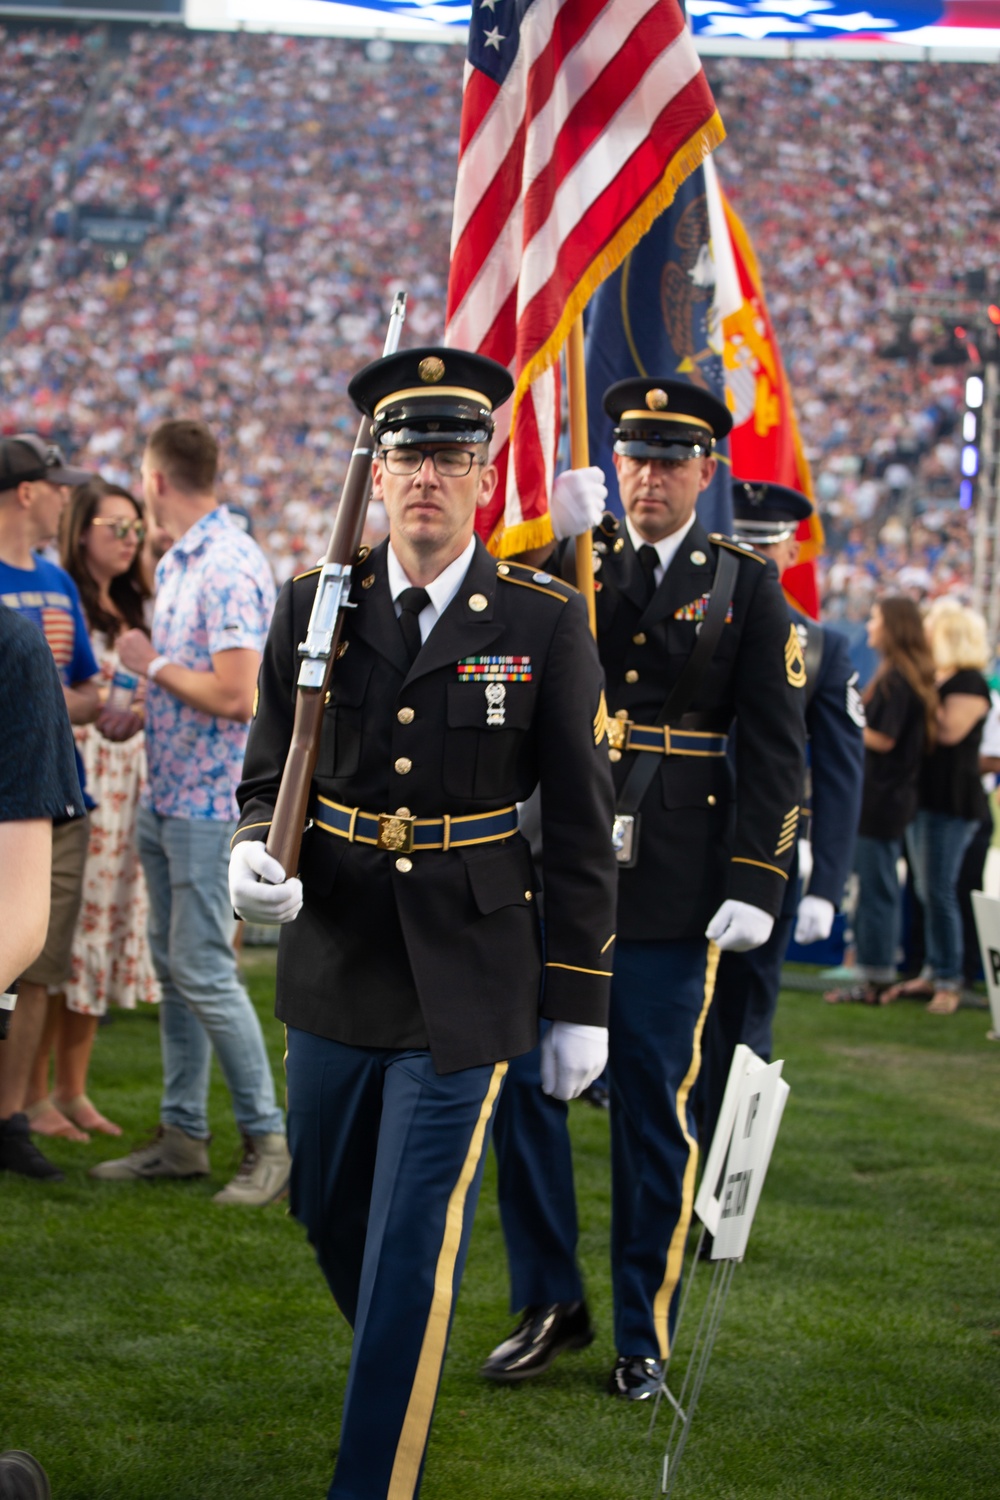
[{"x1": 883, "y1": 599, "x2": 991, "y2": 1013}]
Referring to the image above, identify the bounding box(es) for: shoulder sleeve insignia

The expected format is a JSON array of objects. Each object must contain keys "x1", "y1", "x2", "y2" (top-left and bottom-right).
[
  {"x1": 846, "y1": 671, "x2": 866, "y2": 728},
  {"x1": 593, "y1": 690, "x2": 608, "y2": 746},
  {"x1": 785, "y1": 623, "x2": 807, "y2": 689}
]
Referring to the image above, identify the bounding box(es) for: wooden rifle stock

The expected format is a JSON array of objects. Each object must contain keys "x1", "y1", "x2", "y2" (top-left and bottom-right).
[{"x1": 265, "y1": 292, "x2": 406, "y2": 876}]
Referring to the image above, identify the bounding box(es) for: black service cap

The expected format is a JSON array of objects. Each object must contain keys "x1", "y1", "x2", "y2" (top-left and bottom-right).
[
  {"x1": 731, "y1": 478, "x2": 813, "y2": 544},
  {"x1": 349, "y1": 347, "x2": 514, "y2": 448},
  {"x1": 604, "y1": 378, "x2": 732, "y2": 461}
]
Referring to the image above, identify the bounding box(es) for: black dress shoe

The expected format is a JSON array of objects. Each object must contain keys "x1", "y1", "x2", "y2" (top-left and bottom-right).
[
  {"x1": 608, "y1": 1355, "x2": 665, "y2": 1401},
  {"x1": 480, "y1": 1300, "x2": 595, "y2": 1382},
  {"x1": 0, "y1": 1113, "x2": 65, "y2": 1182}
]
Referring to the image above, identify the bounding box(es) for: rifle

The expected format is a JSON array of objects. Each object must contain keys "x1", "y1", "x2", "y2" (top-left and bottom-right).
[{"x1": 265, "y1": 291, "x2": 407, "y2": 877}]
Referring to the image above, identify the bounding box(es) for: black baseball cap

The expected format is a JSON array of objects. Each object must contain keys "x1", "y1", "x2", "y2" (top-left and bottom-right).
[{"x1": 0, "y1": 434, "x2": 94, "y2": 490}]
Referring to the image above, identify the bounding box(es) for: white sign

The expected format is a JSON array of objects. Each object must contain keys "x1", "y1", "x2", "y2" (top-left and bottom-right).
[
  {"x1": 694, "y1": 1045, "x2": 788, "y2": 1261},
  {"x1": 969, "y1": 891, "x2": 1000, "y2": 1039}
]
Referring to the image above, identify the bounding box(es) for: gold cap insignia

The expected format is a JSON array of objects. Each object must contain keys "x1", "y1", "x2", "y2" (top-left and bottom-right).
[
  {"x1": 468, "y1": 593, "x2": 488, "y2": 613},
  {"x1": 646, "y1": 388, "x2": 669, "y2": 411},
  {"x1": 418, "y1": 356, "x2": 445, "y2": 384}
]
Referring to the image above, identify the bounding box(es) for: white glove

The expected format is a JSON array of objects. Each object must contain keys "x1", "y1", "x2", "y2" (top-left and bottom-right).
[
  {"x1": 705, "y1": 899, "x2": 774, "y2": 953},
  {"x1": 549, "y1": 467, "x2": 608, "y2": 540},
  {"x1": 539, "y1": 1021, "x2": 608, "y2": 1101},
  {"x1": 794, "y1": 894, "x2": 835, "y2": 945},
  {"x1": 229, "y1": 840, "x2": 303, "y2": 925}
]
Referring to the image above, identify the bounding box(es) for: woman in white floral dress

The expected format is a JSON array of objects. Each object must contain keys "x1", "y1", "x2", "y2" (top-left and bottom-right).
[{"x1": 26, "y1": 481, "x2": 159, "y2": 1140}]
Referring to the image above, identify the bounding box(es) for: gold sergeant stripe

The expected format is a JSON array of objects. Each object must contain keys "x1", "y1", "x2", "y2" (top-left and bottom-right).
[
  {"x1": 600, "y1": 933, "x2": 616, "y2": 955},
  {"x1": 374, "y1": 384, "x2": 490, "y2": 415},
  {"x1": 732, "y1": 856, "x2": 789, "y2": 880},
  {"x1": 387, "y1": 1061, "x2": 507, "y2": 1500},
  {"x1": 545, "y1": 961, "x2": 614, "y2": 977},
  {"x1": 654, "y1": 940, "x2": 720, "y2": 1361}
]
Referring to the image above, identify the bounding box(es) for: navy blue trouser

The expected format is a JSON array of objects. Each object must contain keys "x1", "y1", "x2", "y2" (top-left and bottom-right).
[
  {"x1": 609, "y1": 938, "x2": 718, "y2": 1360},
  {"x1": 493, "y1": 938, "x2": 718, "y2": 1363},
  {"x1": 492, "y1": 1022, "x2": 584, "y2": 1311},
  {"x1": 698, "y1": 912, "x2": 794, "y2": 1160},
  {"x1": 285, "y1": 1028, "x2": 506, "y2": 1500}
]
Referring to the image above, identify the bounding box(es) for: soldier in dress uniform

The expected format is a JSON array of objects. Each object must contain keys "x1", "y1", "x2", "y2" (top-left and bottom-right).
[
  {"x1": 227, "y1": 347, "x2": 618, "y2": 1500},
  {"x1": 482, "y1": 378, "x2": 806, "y2": 1400},
  {"x1": 698, "y1": 480, "x2": 865, "y2": 1154}
]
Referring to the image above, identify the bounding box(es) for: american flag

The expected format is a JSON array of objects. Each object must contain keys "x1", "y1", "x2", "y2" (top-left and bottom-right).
[{"x1": 445, "y1": 0, "x2": 724, "y2": 557}]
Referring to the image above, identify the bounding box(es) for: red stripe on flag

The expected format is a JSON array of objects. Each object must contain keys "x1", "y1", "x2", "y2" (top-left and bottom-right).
[{"x1": 515, "y1": 71, "x2": 717, "y2": 360}]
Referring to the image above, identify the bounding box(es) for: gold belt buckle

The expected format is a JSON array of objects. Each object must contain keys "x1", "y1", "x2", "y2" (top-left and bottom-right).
[
  {"x1": 377, "y1": 812, "x2": 416, "y2": 853},
  {"x1": 606, "y1": 717, "x2": 631, "y2": 753}
]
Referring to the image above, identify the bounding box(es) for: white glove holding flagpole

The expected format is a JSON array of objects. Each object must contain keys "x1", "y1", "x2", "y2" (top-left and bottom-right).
[
  {"x1": 549, "y1": 466, "x2": 608, "y2": 540},
  {"x1": 705, "y1": 899, "x2": 774, "y2": 953},
  {"x1": 229, "y1": 840, "x2": 303, "y2": 925},
  {"x1": 540, "y1": 1021, "x2": 608, "y2": 1100},
  {"x1": 794, "y1": 894, "x2": 836, "y2": 945}
]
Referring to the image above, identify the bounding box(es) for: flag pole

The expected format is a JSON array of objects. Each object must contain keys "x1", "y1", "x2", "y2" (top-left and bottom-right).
[{"x1": 566, "y1": 316, "x2": 597, "y2": 638}]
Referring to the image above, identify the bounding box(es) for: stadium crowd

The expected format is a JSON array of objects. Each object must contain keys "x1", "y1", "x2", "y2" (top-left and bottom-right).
[{"x1": 1, "y1": 27, "x2": 998, "y2": 610}]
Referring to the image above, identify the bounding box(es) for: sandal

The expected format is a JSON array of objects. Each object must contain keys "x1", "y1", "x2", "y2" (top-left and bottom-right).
[
  {"x1": 926, "y1": 990, "x2": 961, "y2": 1015},
  {"x1": 823, "y1": 984, "x2": 882, "y2": 1005},
  {"x1": 54, "y1": 1093, "x2": 122, "y2": 1137},
  {"x1": 878, "y1": 977, "x2": 934, "y2": 1004},
  {"x1": 25, "y1": 1097, "x2": 90, "y2": 1143}
]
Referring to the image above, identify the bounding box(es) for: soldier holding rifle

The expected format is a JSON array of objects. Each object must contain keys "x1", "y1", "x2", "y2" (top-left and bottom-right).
[{"x1": 228, "y1": 344, "x2": 617, "y2": 1500}]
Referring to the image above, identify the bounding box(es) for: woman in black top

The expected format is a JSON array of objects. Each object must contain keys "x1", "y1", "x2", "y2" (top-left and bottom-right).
[
  {"x1": 883, "y1": 600, "x2": 991, "y2": 1013},
  {"x1": 826, "y1": 596, "x2": 937, "y2": 1004}
]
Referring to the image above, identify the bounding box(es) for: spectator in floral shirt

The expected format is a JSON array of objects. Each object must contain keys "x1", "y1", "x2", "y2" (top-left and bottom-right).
[{"x1": 90, "y1": 419, "x2": 288, "y2": 1206}]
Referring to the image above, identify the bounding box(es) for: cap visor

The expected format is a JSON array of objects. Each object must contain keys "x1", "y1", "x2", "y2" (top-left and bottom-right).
[{"x1": 48, "y1": 466, "x2": 96, "y2": 486}]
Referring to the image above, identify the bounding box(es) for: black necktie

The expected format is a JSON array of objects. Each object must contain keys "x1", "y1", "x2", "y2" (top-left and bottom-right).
[
  {"x1": 637, "y1": 544, "x2": 659, "y2": 603},
  {"x1": 397, "y1": 586, "x2": 430, "y2": 664}
]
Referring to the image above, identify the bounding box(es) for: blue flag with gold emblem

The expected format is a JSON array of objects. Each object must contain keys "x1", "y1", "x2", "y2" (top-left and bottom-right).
[{"x1": 584, "y1": 165, "x2": 732, "y2": 536}]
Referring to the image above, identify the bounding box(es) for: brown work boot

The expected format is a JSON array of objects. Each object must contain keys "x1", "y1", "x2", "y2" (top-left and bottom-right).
[
  {"x1": 212, "y1": 1131, "x2": 291, "y2": 1206},
  {"x1": 89, "y1": 1124, "x2": 210, "y2": 1181}
]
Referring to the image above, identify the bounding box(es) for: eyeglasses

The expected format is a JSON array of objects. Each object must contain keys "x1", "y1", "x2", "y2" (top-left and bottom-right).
[
  {"x1": 380, "y1": 447, "x2": 482, "y2": 478},
  {"x1": 90, "y1": 517, "x2": 146, "y2": 542}
]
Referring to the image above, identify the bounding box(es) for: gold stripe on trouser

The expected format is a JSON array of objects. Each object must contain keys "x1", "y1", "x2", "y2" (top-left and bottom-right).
[
  {"x1": 652, "y1": 940, "x2": 721, "y2": 1362},
  {"x1": 387, "y1": 1060, "x2": 508, "y2": 1500},
  {"x1": 282, "y1": 1024, "x2": 289, "y2": 1114}
]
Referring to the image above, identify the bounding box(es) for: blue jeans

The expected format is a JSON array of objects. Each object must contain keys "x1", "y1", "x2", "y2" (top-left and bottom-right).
[
  {"x1": 137, "y1": 804, "x2": 284, "y2": 1140},
  {"x1": 853, "y1": 835, "x2": 903, "y2": 983},
  {"x1": 906, "y1": 809, "x2": 980, "y2": 991}
]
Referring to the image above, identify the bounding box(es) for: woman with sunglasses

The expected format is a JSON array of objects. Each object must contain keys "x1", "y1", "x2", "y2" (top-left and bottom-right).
[{"x1": 24, "y1": 480, "x2": 158, "y2": 1140}]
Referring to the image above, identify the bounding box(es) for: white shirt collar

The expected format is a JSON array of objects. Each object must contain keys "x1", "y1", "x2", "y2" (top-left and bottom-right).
[
  {"x1": 624, "y1": 512, "x2": 698, "y2": 585},
  {"x1": 386, "y1": 536, "x2": 477, "y2": 643}
]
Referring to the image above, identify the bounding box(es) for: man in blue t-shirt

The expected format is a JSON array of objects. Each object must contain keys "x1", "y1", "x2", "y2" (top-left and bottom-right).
[{"x1": 0, "y1": 434, "x2": 99, "y2": 1181}]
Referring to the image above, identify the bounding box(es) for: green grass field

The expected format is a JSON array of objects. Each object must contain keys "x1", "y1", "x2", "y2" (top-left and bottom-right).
[{"x1": 3, "y1": 952, "x2": 998, "y2": 1500}]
